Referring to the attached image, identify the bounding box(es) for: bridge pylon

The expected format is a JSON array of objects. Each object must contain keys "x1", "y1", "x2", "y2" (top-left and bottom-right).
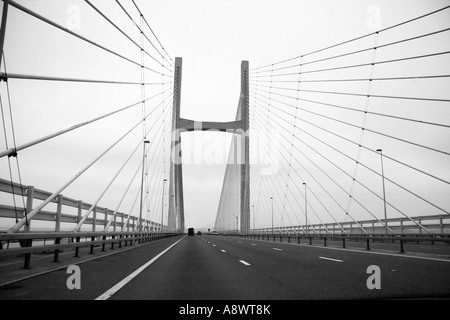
[{"x1": 168, "y1": 58, "x2": 250, "y2": 234}]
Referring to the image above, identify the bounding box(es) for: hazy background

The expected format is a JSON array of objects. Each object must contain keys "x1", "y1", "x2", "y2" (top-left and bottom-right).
[{"x1": 0, "y1": 0, "x2": 449, "y2": 232}]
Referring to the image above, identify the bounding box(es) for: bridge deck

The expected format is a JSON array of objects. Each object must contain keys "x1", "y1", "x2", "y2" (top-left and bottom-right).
[{"x1": 1, "y1": 235, "x2": 450, "y2": 300}]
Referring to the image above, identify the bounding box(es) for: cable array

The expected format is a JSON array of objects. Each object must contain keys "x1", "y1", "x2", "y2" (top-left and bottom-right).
[
  {"x1": 248, "y1": 5, "x2": 450, "y2": 234},
  {"x1": 0, "y1": 1, "x2": 175, "y2": 232}
]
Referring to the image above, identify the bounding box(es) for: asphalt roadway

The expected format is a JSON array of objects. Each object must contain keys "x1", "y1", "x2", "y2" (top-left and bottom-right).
[{"x1": 0, "y1": 234, "x2": 449, "y2": 300}]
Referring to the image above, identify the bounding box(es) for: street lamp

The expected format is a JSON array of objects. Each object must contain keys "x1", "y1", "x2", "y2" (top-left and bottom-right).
[
  {"x1": 161, "y1": 178, "x2": 167, "y2": 233},
  {"x1": 171, "y1": 194, "x2": 175, "y2": 232},
  {"x1": 139, "y1": 140, "x2": 150, "y2": 233},
  {"x1": 252, "y1": 205, "x2": 255, "y2": 232},
  {"x1": 303, "y1": 182, "x2": 307, "y2": 235},
  {"x1": 233, "y1": 213, "x2": 239, "y2": 233},
  {"x1": 270, "y1": 197, "x2": 274, "y2": 239},
  {"x1": 377, "y1": 149, "x2": 388, "y2": 234}
]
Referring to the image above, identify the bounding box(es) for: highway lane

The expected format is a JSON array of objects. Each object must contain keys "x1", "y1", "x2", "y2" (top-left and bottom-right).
[
  {"x1": 110, "y1": 234, "x2": 450, "y2": 299},
  {"x1": 206, "y1": 235, "x2": 450, "y2": 299},
  {"x1": 109, "y1": 233, "x2": 293, "y2": 300},
  {"x1": 0, "y1": 236, "x2": 185, "y2": 300},
  {"x1": 0, "y1": 234, "x2": 449, "y2": 300}
]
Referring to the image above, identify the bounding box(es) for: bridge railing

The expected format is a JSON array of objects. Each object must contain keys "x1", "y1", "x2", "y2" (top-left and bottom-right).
[
  {"x1": 250, "y1": 214, "x2": 450, "y2": 236},
  {"x1": 223, "y1": 232, "x2": 450, "y2": 254},
  {"x1": 0, "y1": 231, "x2": 180, "y2": 270},
  {"x1": 0, "y1": 178, "x2": 166, "y2": 233}
]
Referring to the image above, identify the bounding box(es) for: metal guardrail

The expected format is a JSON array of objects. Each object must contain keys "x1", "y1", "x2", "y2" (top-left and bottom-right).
[
  {"x1": 225, "y1": 233, "x2": 450, "y2": 254},
  {"x1": 250, "y1": 214, "x2": 450, "y2": 235},
  {"x1": 0, "y1": 231, "x2": 181, "y2": 269},
  {"x1": 0, "y1": 178, "x2": 166, "y2": 232}
]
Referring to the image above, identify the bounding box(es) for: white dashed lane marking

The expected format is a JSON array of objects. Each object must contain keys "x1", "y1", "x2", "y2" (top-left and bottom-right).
[
  {"x1": 319, "y1": 257, "x2": 343, "y2": 263},
  {"x1": 239, "y1": 260, "x2": 251, "y2": 266}
]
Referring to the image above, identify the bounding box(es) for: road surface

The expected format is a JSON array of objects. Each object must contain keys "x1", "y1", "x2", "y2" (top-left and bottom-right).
[{"x1": 1, "y1": 235, "x2": 449, "y2": 300}]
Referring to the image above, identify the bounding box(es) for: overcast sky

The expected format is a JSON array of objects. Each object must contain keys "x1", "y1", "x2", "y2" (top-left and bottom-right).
[{"x1": 0, "y1": 0, "x2": 449, "y2": 232}]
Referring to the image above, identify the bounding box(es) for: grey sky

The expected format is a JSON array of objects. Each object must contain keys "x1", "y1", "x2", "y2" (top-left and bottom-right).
[{"x1": 1, "y1": 0, "x2": 449, "y2": 232}]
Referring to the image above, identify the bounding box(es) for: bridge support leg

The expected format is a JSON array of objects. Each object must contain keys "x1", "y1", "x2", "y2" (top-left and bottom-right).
[
  {"x1": 168, "y1": 57, "x2": 185, "y2": 234},
  {"x1": 90, "y1": 236, "x2": 95, "y2": 254},
  {"x1": 239, "y1": 61, "x2": 250, "y2": 234},
  {"x1": 75, "y1": 237, "x2": 80, "y2": 258},
  {"x1": 102, "y1": 235, "x2": 106, "y2": 252},
  {"x1": 53, "y1": 238, "x2": 60, "y2": 263},
  {"x1": 23, "y1": 239, "x2": 32, "y2": 270}
]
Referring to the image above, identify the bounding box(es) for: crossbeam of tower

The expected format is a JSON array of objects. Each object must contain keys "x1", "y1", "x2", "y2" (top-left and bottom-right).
[{"x1": 168, "y1": 58, "x2": 250, "y2": 233}]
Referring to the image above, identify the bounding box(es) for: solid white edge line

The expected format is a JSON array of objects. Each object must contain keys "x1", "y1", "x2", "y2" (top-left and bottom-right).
[
  {"x1": 319, "y1": 256, "x2": 343, "y2": 263},
  {"x1": 239, "y1": 260, "x2": 251, "y2": 266},
  {"x1": 95, "y1": 236, "x2": 187, "y2": 300}
]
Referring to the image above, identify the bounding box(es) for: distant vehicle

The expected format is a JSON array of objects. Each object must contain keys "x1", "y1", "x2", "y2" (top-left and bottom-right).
[
  {"x1": 197, "y1": 231, "x2": 202, "y2": 236},
  {"x1": 212, "y1": 231, "x2": 219, "y2": 235},
  {"x1": 188, "y1": 228, "x2": 194, "y2": 236}
]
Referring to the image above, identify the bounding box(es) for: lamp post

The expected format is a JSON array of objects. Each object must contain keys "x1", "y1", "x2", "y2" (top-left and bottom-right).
[
  {"x1": 303, "y1": 183, "x2": 307, "y2": 235},
  {"x1": 139, "y1": 140, "x2": 150, "y2": 233},
  {"x1": 233, "y1": 213, "x2": 239, "y2": 233},
  {"x1": 377, "y1": 149, "x2": 388, "y2": 234},
  {"x1": 252, "y1": 205, "x2": 255, "y2": 232},
  {"x1": 270, "y1": 197, "x2": 274, "y2": 239},
  {"x1": 161, "y1": 179, "x2": 167, "y2": 233}
]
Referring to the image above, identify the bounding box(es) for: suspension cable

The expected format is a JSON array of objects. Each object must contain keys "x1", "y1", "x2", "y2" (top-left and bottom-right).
[
  {"x1": 131, "y1": 0, "x2": 174, "y2": 66},
  {"x1": 0, "y1": 72, "x2": 172, "y2": 86},
  {"x1": 84, "y1": 0, "x2": 172, "y2": 73},
  {"x1": 7, "y1": 0, "x2": 169, "y2": 77},
  {"x1": 251, "y1": 4, "x2": 450, "y2": 71},
  {"x1": 251, "y1": 27, "x2": 450, "y2": 74},
  {"x1": 252, "y1": 107, "x2": 370, "y2": 232},
  {"x1": 251, "y1": 103, "x2": 345, "y2": 231},
  {"x1": 252, "y1": 90, "x2": 450, "y2": 156},
  {"x1": 250, "y1": 83, "x2": 450, "y2": 129},
  {"x1": 252, "y1": 51, "x2": 450, "y2": 79},
  {"x1": 252, "y1": 97, "x2": 447, "y2": 218},
  {"x1": 115, "y1": 0, "x2": 173, "y2": 73},
  {"x1": 0, "y1": 88, "x2": 172, "y2": 158},
  {"x1": 8, "y1": 96, "x2": 170, "y2": 233}
]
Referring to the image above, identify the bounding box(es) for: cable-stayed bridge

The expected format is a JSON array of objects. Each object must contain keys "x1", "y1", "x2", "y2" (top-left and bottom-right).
[{"x1": 0, "y1": 1, "x2": 449, "y2": 300}]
